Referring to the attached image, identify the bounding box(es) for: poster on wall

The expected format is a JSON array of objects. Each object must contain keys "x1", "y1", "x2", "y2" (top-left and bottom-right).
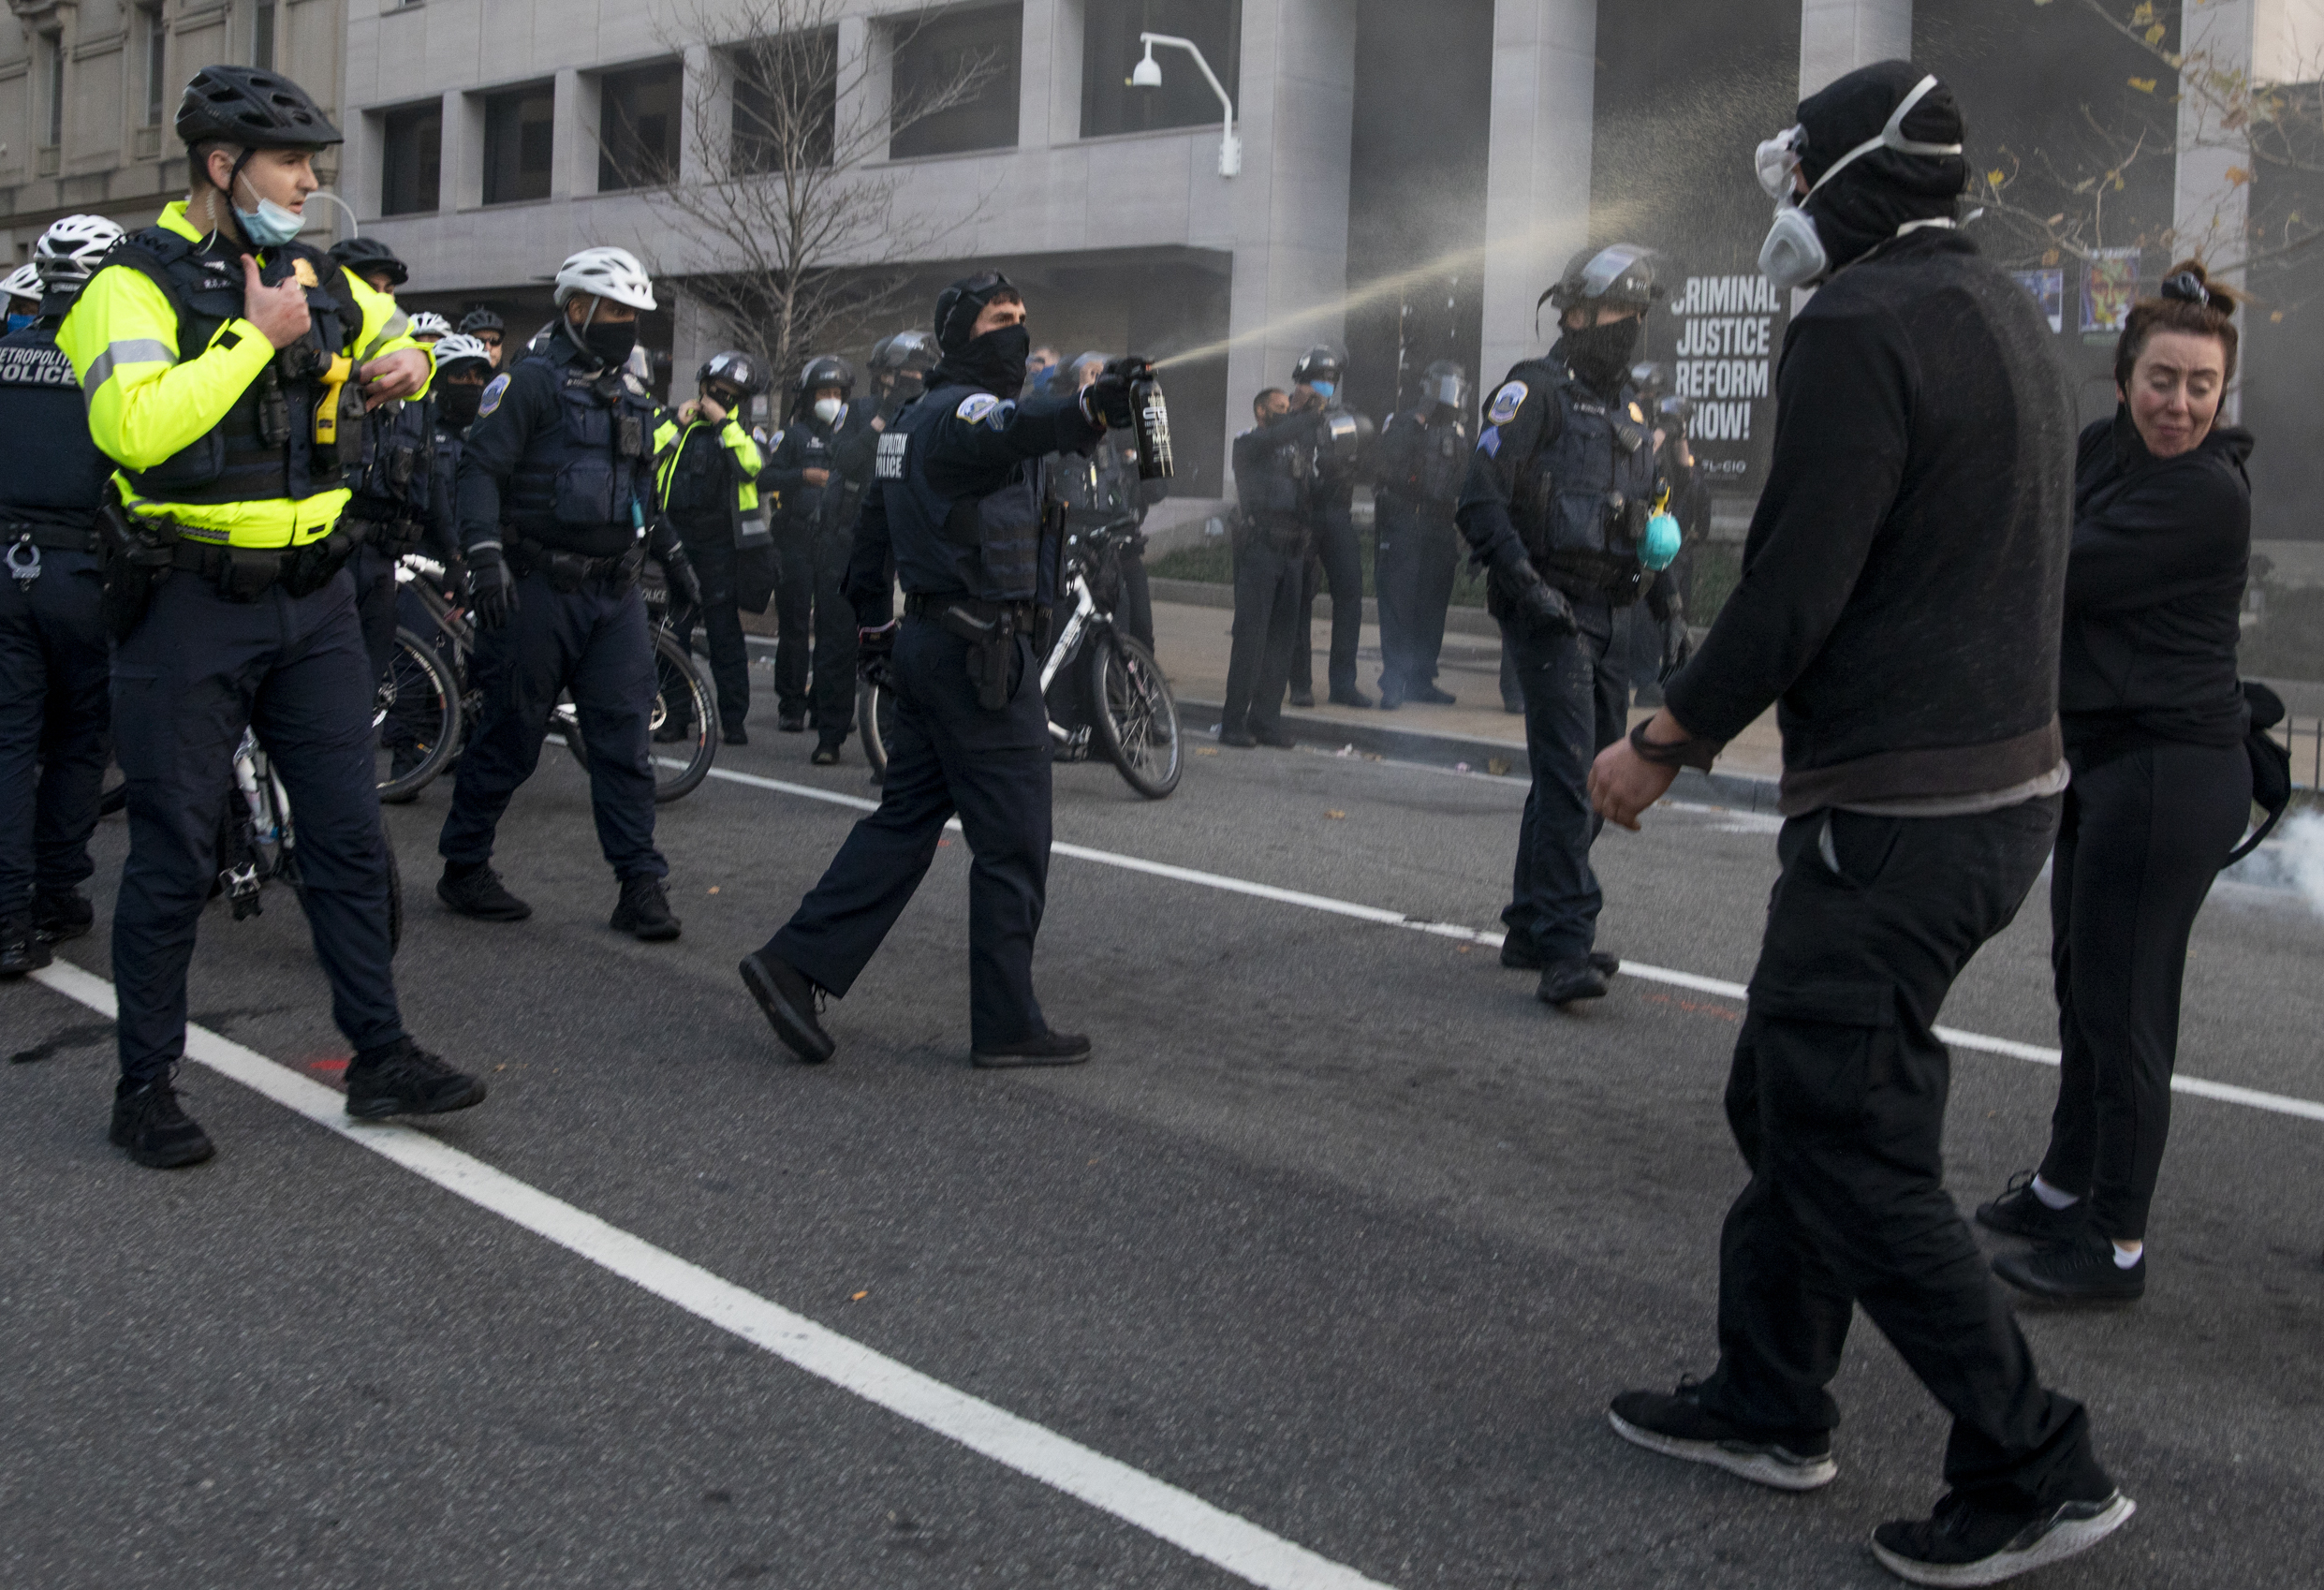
[
  {"x1": 2081, "y1": 249, "x2": 2140, "y2": 335},
  {"x1": 2013, "y1": 268, "x2": 2066, "y2": 333},
  {"x1": 1667, "y1": 273, "x2": 1787, "y2": 496}
]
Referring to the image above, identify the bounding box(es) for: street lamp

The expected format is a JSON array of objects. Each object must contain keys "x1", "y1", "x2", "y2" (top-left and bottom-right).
[{"x1": 1130, "y1": 32, "x2": 1240, "y2": 179}]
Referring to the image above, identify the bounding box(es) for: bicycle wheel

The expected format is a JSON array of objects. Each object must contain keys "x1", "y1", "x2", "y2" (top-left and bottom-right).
[
  {"x1": 857, "y1": 677, "x2": 898, "y2": 785},
  {"x1": 99, "y1": 768, "x2": 126, "y2": 816},
  {"x1": 646, "y1": 627, "x2": 716, "y2": 801},
  {"x1": 1087, "y1": 633, "x2": 1181, "y2": 799},
  {"x1": 375, "y1": 626, "x2": 462, "y2": 802}
]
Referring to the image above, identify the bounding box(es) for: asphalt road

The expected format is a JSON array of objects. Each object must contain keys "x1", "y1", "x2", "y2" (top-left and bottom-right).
[{"x1": 6, "y1": 721, "x2": 2320, "y2": 1589}]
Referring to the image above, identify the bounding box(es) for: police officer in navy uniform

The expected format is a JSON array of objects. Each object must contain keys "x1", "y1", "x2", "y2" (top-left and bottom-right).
[
  {"x1": 761, "y1": 355, "x2": 861, "y2": 748},
  {"x1": 655, "y1": 349, "x2": 768, "y2": 746},
  {"x1": 1372, "y1": 360, "x2": 1471, "y2": 709},
  {"x1": 457, "y1": 307, "x2": 506, "y2": 369},
  {"x1": 434, "y1": 246, "x2": 701, "y2": 939},
  {"x1": 1286, "y1": 346, "x2": 1374, "y2": 708},
  {"x1": 1457, "y1": 243, "x2": 1668, "y2": 1008},
  {"x1": 740, "y1": 272, "x2": 1137, "y2": 1068},
  {"x1": 0, "y1": 215, "x2": 124, "y2": 976}
]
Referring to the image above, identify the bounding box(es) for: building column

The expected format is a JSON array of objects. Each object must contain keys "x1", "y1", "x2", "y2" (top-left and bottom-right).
[
  {"x1": 552, "y1": 66, "x2": 597, "y2": 200},
  {"x1": 445, "y1": 87, "x2": 482, "y2": 213},
  {"x1": 1799, "y1": 0, "x2": 1911, "y2": 96},
  {"x1": 1478, "y1": 0, "x2": 1596, "y2": 388},
  {"x1": 1020, "y1": 0, "x2": 1087, "y2": 148}
]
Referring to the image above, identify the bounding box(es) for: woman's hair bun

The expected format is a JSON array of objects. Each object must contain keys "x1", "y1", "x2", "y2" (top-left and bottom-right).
[{"x1": 2157, "y1": 258, "x2": 2238, "y2": 316}]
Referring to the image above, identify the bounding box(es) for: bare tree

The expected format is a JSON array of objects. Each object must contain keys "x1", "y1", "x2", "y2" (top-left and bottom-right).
[{"x1": 622, "y1": 0, "x2": 1002, "y2": 393}]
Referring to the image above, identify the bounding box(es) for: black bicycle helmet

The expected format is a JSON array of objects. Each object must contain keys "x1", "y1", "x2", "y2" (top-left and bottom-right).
[
  {"x1": 328, "y1": 236, "x2": 407, "y2": 287},
  {"x1": 1292, "y1": 346, "x2": 1346, "y2": 387},
  {"x1": 698, "y1": 350, "x2": 766, "y2": 397},
  {"x1": 176, "y1": 65, "x2": 343, "y2": 149},
  {"x1": 797, "y1": 355, "x2": 854, "y2": 398},
  {"x1": 869, "y1": 329, "x2": 939, "y2": 377},
  {"x1": 1545, "y1": 243, "x2": 1663, "y2": 313},
  {"x1": 458, "y1": 307, "x2": 505, "y2": 336}
]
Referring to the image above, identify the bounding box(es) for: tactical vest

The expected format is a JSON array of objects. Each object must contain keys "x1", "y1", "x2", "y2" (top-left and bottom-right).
[
  {"x1": 1236, "y1": 422, "x2": 1308, "y2": 521},
  {"x1": 879, "y1": 382, "x2": 1046, "y2": 603},
  {"x1": 663, "y1": 421, "x2": 734, "y2": 518},
  {"x1": 1416, "y1": 415, "x2": 1469, "y2": 506},
  {"x1": 780, "y1": 421, "x2": 834, "y2": 528},
  {"x1": 1507, "y1": 361, "x2": 1656, "y2": 606},
  {"x1": 429, "y1": 424, "x2": 463, "y2": 528},
  {"x1": 502, "y1": 353, "x2": 657, "y2": 540},
  {"x1": 103, "y1": 229, "x2": 359, "y2": 507},
  {"x1": 348, "y1": 396, "x2": 434, "y2": 516},
  {"x1": 0, "y1": 318, "x2": 110, "y2": 531}
]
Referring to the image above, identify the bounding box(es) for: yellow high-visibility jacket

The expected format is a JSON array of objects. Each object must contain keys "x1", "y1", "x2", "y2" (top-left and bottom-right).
[
  {"x1": 58, "y1": 200, "x2": 431, "y2": 548},
  {"x1": 654, "y1": 411, "x2": 766, "y2": 524}
]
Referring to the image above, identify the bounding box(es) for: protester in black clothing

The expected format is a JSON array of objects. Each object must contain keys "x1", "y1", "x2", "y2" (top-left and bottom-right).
[
  {"x1": 1590, "y1": 64, "x2": 2132, "y2": 1586},
  {"x1": 1976, "y1": 264, "x2": 2255, "y2": 1305},
  {"x1": 1220, "y1": 388, "x2": 1325, "y2": 747},
  {"x1": 1371, "y1": 361, "x2": 1468, "y2": 708}
]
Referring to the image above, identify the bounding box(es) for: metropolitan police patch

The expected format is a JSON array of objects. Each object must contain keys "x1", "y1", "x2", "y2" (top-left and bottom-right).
[
  {"x1": 956, "y1": 392, "x2": 1001, "y2": 424},
  {"x1": 1486, "y1": 381, "x2": 1528, "y2": 426},
  {"x1": 478, "y1": 373, "x2": 510, "y2": 417}
]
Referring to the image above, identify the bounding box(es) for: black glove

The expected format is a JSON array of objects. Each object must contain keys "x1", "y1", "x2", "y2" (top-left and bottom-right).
[
  {"x1": 1492, "y1": 561, "x2": 1577, "y2": 639},
  {"x1": 857, "y1": 619, "x2": 898, "y2": 688},
  {"x1": 1660, "y1": 603, "x2": 1694, "y2": 683},
  {"x1": 444, "y1": 555, "x2": 473, "y2": 605},
  {"x1": 661, "y1": 543, "x2": 703, "y2": 611},
  {"x1": 1080, "y1": 358, "x2": 1144, "y2": 430},
  {"x1": 467, "y1": 543, "x2": 518, "y2": 631}
]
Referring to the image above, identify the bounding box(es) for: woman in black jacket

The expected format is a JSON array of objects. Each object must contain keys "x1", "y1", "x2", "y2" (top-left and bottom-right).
[{"x1": 1978, "y1": 262, "x2": 2254, "y2": 1303}]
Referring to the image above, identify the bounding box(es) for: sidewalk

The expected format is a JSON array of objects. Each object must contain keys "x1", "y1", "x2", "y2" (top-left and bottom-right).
[{"x1": 1148, "y1": 591, "x2": 1787, "y2": 809}]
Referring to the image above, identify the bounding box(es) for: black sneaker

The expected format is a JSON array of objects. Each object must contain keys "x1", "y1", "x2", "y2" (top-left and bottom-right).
[
  {"x1": 438, "y1": 863, "x2": 533, "y2": 921},
  {"x1": 1537, "y1": 957, "x2": 1610, "y2": 1007},
  {"x1": 1328, "y1": 686, "x2": 1375, "y2": 709},
  {"x1": 1871, "y1": 1486, "x2": 2134, "y2": 1586},
  {"x1": 33, "y1": 890, "x2": 94, "y2": 944},
  {"x1": 740, "y1": 950, "x2": 835, "y2": 1063},
  {"x1": 1501, "y1": 940, "x2": 1620, "y2": 979},
  {"x1": 810, "y1": 743, "x2": 843, "y2": 767},
  {"x1": 973, "y1": 1030, "x2": 1092, "y2": 1068},
  {"x1": 1411, "y1": 684, "x2": 1458, "y2": 705},
  {"x1": 1975, "y1": 1171, "x2": 2088, "y2": 1243},
  {"x1": 110, "y1": 1074, "x2": 215, "y2": 1169},
  {"x1": 778, "y1": 710, "x2": 808, "y2": 733},
  {"x1": 1992, "y1": 1229, "x2": 2145, "y2": 1303},
  {"x1": 610, "y1": 874, "x2": 682, "y2": 941},
  {"x1": 723, "y1": 724, "x2": 749, "y2": 746},
  {"x1": 1288, "y1": 688, "x2": 1316, "y2": 709},
  {"x1": 1377, "y1": 680, "x2": 1406, "y2": 710},
  {"x1": 1254, "y1": 725, "x2": 1299, "y2": 748},
  {"x1": 1607, "y1": 1382, "x2": 1837, "y2": 1492},
  {"x1": 346, "y1": 1038, "x2": 487, "y2": 1121},
  {"x1": 0, "y1": 917, "x2": 51, "y2": 978},
  {"x1": 1217, "y1": 725, "x2": 1258, "y2": 748}
]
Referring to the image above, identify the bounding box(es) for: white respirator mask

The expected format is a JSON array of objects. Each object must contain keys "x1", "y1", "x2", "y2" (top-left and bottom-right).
[
  {"x1": 813, "y1": 396, "x2": 843, "y2": 425},
  {"x1": 1754, "y1": 75, "x2": 1962, "y2": 292}
]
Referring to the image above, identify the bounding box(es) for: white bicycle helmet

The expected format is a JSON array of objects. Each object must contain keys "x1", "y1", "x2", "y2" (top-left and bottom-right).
[
  {"x1": 406, "y1": 311, "x2": 453, "y2": 341},
  {"x1": 431, "y1": 332, "x2": 493, "y2": 373},
  {"x1": 1, "y1": 262, "x2": 42, "y2": 303},
  {"x1": 552, "y1": 245, "x2": 656, "y2": 311},
  {"x1": 34, "y1": 213, "x2": 125, "y2": 291}
]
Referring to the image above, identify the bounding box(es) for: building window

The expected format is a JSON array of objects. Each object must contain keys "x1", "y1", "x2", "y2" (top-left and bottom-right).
[
  {"x1": 482, "y1": 81, "x2": 556, "y2": 205},
  {"x1": 381, "y1": 102, "x2": 443, "y2": 215},
  {"x1": 890, "y1": 4, "x2": 1021, "y2": 160},
  {"x1": 141, "y1": 6, "x2": 169, "y2": 127},
  {"x1": 729, "y1": 30, "x2": 838, "y2": 176},
  {"x1": 1081, "y1": 0, "x2": 1240, "y2": 139},
  {"x1": 40, "y1": 32, "x2": 63, "y2": 148},
  {"x1": 254, "y1": 1, "x2": 276, "y2": 71},
  {"x1": 598, "y1": 61, "x2": 683, "y2": 192}
]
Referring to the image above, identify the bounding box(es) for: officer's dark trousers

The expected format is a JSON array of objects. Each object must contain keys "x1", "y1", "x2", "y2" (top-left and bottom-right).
[
  {"x1": 0, "y1": 549, "x2": 110, "y2": 915},
  {"x1": 111, "y1": 570, "x2": 404, "y2": 1083},
  {"x1": 2037, "y1": 742, "x2": 2249, "y2": 1242},
  {"x1": 1501, "y1": 598, "x2": 1628, "y2": 962},
  {"x1": 670, "y1": 530, "x2": 750, "y2": 733},
  {"x1": 806, "y1": 524, "x2": 859, "y2": 746},
  {"x1": 1221, "y1": 528, "x2": 1305, "y2": 734},
  {"x1": 772, "y1": 527, "x2": 815, "y2": 719},
  {"x1": 1374, "y1": 496, "x2": 1457, "y2": 693},
  {"x1": 1697, "y1": 798, "x2": 2106, "y2": 1510},
  {"x1": 438, "y1": 570, "x2": 666, "y2": 881},
  {"x1": 1294, "y1": 501, "x2": 1362, "y2": 698},
  {"x1": 1117, "y1": 543, "x2": 1155, "y2": 653},
  {"x1": 348, "y1": 540, "x2": 404, "y2": 687},
  {"x1": 768, "y1": 617, "x2": 1051, "y2": 1048}
]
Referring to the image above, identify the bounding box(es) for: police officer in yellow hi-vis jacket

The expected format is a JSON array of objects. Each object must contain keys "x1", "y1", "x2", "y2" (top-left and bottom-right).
[{"x1": 60, "y1": 66, "x2": 487, "y2": 1170}]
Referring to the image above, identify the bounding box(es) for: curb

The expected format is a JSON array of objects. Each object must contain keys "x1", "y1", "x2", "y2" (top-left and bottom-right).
[{"x1": 1177, "y1": 695, "x2": 1784, "y2": 813}]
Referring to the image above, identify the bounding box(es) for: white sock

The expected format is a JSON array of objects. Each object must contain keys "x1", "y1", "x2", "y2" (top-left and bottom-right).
[
  {"x1": 2030, "y1": 1174, "x2": 2080, "y2": 1211},
  {"x1": 2112, "y1": 1241, "x2": 2143, "y2": 1268}
]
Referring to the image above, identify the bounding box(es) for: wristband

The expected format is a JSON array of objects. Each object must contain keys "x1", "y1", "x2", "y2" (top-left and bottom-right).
[{"x1": 1628, "y1": 719, "x2": 1717, "y2": 771}]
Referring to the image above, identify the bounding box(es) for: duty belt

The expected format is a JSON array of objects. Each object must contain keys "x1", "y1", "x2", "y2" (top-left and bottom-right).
[
  {"x1": 345, "y1": 512, "x2": 424, "y2": 553},
  {"x1": 903, "y1": 592, "x2": 1037, "y2": 628},
  {"x1": 1543, "y1": 550, "x2": 1646, "y2": 607},
  {"x1": 3, "y1": 523, "x2": 102, "y2": 553},
  {"x1": 511, "y1": 537, "x2": 644, "y2": 593}
]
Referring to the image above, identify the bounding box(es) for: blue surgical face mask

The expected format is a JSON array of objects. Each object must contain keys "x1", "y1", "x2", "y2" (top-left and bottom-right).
[
  {"x1": 233, "y1": 174, "x2": 306, "y2": 248},
  {"x1": 6, "y1": 312, "x2": 33, "y2": 335},
  {"x1": 1308, "y1": 380, "x2": 1335, "y2": 400}
]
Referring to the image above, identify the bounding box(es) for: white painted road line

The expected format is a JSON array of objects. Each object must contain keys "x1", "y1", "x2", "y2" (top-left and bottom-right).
[
  {"x1": 26, "y1": 958, "x2": 1396, "y2": 1590},
  {"x1": 696, "y1": 764, "x2": 2324, "y2": 1126}
]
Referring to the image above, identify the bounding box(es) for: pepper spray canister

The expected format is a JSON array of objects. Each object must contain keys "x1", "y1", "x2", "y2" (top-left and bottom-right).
[{"x1": 1129, "y1": 364, "x2": 1174, "y2": 482}]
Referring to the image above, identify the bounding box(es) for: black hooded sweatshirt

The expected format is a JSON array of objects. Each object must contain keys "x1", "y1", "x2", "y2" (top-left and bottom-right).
[{"x1": 2057, "y1": 410, "x2": 2252, "y2": 764}]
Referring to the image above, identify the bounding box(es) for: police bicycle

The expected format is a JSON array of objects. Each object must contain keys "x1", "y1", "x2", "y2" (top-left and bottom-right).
[
  {"x1": 857, "y1": 514, "x2": 1183, "y2": 799},
  {"x1": 388, "y1": 553, "x2": 718, "y2": 802}
]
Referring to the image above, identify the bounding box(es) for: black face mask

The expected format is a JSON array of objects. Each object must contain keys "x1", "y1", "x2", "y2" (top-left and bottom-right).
[
  {"x1": 1562, "y1": 317, "x2": 1642, "y2": 394},
  {"x1": 576, "y1": 318, "x2": 637, "y2": 371},
  {"x1": 436, "y1": 383, "x2": 484, "y2": 430},
  {"x1": 933, "y1": 323, "x2": 1031, "y2": 400}
]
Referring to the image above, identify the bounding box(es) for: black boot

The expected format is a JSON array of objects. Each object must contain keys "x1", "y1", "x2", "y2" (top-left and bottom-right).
[
  {"x1": 972, "y1": 1030, "x2": 1092, "y2": 1068},
  {"x1": 32, "y1": 890, "x2": 94, "y2": 944},
  {"x1": 810, "y1": 741, "x2": 843, "y2": 766},
  {"x1": 740, "y1": 950, "x2": 835, "y2": 1063},
  {"x1": 653, "y1": 718, "x2": 695, "y2": 743},
  {"x1": 723, "y1": 722, "x2": 749, "y2": 745},
  {"x1": 346, "y1": 1038, "x2": 487, "y2": 1121},
  {"x1": 610, "y1": 874, "x2": 682, "y2": 941},
  {"x1": 438, "y1": 862, "x2": 532, "y2": 921},
  {"x1": 0, "y1": 916, "x2": 51, "y2": 979},
  {"x1": 110, "y1": 1074, "x2": 215, "y2": 1169},
  {"x1": 777, "y1": 709, "x2": 808, "y2": 733},
  {"x1": 1537, "y1": 957, "x2": 1609, "y2": 1007}
]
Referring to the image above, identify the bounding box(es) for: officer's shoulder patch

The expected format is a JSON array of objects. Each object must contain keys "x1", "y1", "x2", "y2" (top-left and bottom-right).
[
  {"x1": 1486, "y1": 381, "x2": 1528, "y2": 425},
  {"x1": 478, "y1": 373, "x2": 511, "y2": 417},
  {"x1": 292, "y1": 258, "x2": 319, "y2": 288},
  {"x1": 955, "y1": 392, "x2": 1002, "y2": 424},
  {"x1": 1628, "y1": 402, "x2": 1645, "y2": 424}
]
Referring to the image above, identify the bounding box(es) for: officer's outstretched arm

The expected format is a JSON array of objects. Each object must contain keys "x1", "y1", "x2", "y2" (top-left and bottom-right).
[
  {"x1": 927, "y1": 388, "x2": 1103, "y2": 485},
  {"x1": 453, "y1": 366, "x2": 544, "y2": 552},
  {"x1": 60, "y1": 266, "x2": 277, "y2": 469},
  {"x1": 1455, "y1": 377, "x2": 1559, "y2": 575},
  {"x1": 842, "y1": 486, "x2": 896, "y2": 627}
]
